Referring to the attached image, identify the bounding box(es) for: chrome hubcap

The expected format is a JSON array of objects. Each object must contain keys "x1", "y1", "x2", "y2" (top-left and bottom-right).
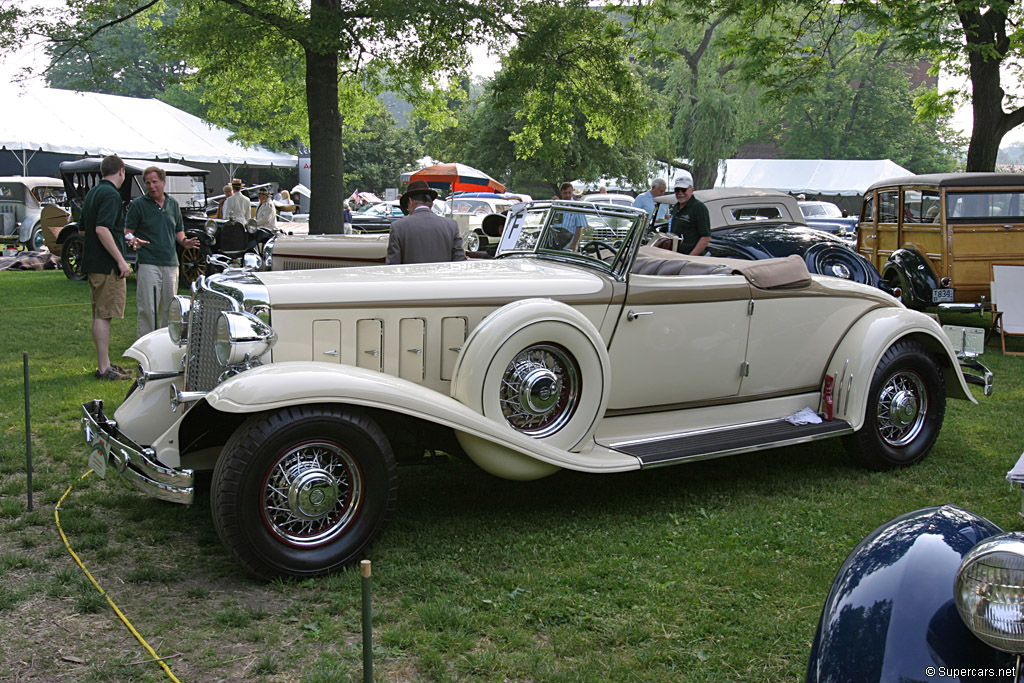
[
  {"x1": 877, "y1": 371, "x2": 927, "y2": 447},
  {"x1": 262, "y1": 442, "x2": 360, "y2": 546},
  {"x1": 829, "y1": 263, "x2": 852, "y2": 279},
  {"x1": 500, "y1": 344, "x2": 579, "y2": 437}
]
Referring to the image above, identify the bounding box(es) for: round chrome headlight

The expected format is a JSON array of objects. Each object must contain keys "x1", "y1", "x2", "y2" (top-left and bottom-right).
[
  {"x1": 465, "y1": 232, "x2": 480, "y2": 252},
  {"x1": 215, "y1": 311, "x2": 277, "y2": 366},
  {"x1": 167, "y1": 295, "x2": 192, "y2": 345},
  {"x1": 955, "y1": 533, "x2": 1024, "y2": 653},
  {"x1": 205, "y1": 219, "x2": 217, "y2": 237},
  {"x1": 262, "y1": 235, "x2": 276, "y2": 270}
]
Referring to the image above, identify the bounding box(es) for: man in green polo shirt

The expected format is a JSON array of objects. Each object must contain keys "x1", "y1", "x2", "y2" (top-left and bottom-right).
[
  {"x1": 126, "y1": 166, "x2": 200, "y2": 338},
  {"x1": 81, "y1": 155, "x2": 133, "y2": 380},
  {"x1": 667, "y1": 171, "x2": 711, "y2": 255}
]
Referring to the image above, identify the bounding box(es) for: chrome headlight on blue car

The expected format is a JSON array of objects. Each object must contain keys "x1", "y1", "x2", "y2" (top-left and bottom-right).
[{"x1": 955, "y1": 533, "x2": 1024, "y2": 653}]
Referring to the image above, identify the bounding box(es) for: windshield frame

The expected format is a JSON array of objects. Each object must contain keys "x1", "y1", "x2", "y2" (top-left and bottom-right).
[{"x1": 494, "y1": 200, "x2": 646, "y2": 280}]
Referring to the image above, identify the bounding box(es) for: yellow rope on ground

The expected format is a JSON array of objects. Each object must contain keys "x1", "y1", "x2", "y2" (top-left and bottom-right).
[{"x1": 55, "y1": 470, "x2": 181, "y2": 683}]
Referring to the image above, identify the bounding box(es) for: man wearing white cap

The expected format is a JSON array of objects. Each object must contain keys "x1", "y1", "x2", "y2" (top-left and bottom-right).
[{"x1": 667, "y1": 171, "x2": 711, "y2": 255}]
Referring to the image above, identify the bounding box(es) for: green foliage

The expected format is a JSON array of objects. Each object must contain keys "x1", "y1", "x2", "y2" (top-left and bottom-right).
[
  {"x1": 344, "y1": 111, "x2": 423, "y2": 195},
  {"x1": 490, "y1": 5, "x2": 657, "y2": 173}
]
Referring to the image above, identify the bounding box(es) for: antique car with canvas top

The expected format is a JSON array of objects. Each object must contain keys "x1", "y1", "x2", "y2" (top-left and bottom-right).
[
  {"x1": 654, "y1": 188, "x2": 887, "y2": 289},
  {"x1": 0, "y1": 176, "x2": 65, "y2": 251},
  {"x1": 81, "y1": 199, "x2": 990, "y2": 579},
  {"x1": 51, "y1": 158, "x2": 275, "y2": 284},
  {"x1": 858, "y1": 173, "x2": 1024, "y2": 313}
]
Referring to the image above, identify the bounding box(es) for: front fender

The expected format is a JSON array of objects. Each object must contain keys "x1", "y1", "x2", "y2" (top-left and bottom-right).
[
  {"x1": 883, "y1": 247, "x2": 939, "y2": 310},
  {"x1": 56, "y1": 224, "x2": 80, "y2": 245},
  {"x1": 200, "y1": 362, "x2": 639, "y2": 478},
  {"x1": 806, "y1": 505, "x2": 1011, "y2": 682},
  {"x1": 826, "y1": 307, "x2": 975, "y2": 430}
]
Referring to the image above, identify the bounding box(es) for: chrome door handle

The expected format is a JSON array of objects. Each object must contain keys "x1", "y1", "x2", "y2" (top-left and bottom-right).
[{"x1": 627, "y1": 310, "x2": 653, "y2": 322}]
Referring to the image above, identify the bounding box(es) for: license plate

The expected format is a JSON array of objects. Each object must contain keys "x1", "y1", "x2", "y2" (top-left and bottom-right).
[
  {"x1": 932, "y1": 288, "x2": 954, "y2": 303},
  {"x1": 943, "y1": 325, "x2": 986, "y2": 355},
  {"x1": 85, "y1": 425, "x2": 109, "y2": 479}
]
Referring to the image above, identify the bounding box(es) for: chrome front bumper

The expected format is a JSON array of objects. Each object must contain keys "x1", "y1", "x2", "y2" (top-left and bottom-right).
[{"x1": 81, "y1": 399, "x2": 194, "y2": 504}]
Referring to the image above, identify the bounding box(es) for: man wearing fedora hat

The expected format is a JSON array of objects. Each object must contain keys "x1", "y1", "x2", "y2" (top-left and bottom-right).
[
  {"x1": 222, "y1": 178, "x2": 251, "y2": 224},
  {"x1": 386, "y1": 180, "x2": 466, "y2": 265}
]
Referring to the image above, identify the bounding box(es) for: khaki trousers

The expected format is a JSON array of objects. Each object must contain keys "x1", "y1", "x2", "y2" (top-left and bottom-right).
[{"x1": 136, "y1": 263, "x2": 179, "y2": 338}]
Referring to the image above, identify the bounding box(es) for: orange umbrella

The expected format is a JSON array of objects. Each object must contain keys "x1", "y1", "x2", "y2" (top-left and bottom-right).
[{"x1": 401, "y1": 163, "x2": 506, "y2": 193}]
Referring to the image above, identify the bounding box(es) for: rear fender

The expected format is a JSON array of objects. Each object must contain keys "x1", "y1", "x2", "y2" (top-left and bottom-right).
[{"x1": 826, "y1": 307, "x2": 974, "y2": 430}]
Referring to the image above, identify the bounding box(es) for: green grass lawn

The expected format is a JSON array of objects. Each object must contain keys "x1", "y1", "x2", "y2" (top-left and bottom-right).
[{"x1": 1, "y1": 270, "x2": 1023, "y2": 682}]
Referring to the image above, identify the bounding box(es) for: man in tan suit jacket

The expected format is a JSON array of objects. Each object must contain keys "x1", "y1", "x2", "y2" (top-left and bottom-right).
[{"x1": 386, "y1": 181, "x2": 467, "y2": 264}]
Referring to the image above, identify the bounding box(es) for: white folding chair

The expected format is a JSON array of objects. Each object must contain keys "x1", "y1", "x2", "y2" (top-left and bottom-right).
[{"x1": 991, "y1": 264, "x2": 1024, "y2": 356}]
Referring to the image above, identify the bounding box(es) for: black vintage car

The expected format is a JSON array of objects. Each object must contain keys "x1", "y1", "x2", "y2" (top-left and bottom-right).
[
  {"x1": 654, "y1": 188, "x2": 887, "y2": 290},
  {"x1": 54, "y1": 158, "x2": 274, "y2": 283},
  {"x1": 807, "y1": 504, "x2": 1023, "y2": 681}
]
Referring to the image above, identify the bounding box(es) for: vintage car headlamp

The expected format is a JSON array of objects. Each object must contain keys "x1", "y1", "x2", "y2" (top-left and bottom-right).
[
  {"x1": 262, "y1": 235, "x2": 276, "y2": 270},
  {"x1": 204, "y1": 219, "x2": 217, "y2": 237},
  {"x1": 214, "y1": 311, "x2": 277, "y2": 366},
  {"x1": 955, "y1": 533, "x2": 1024, "y2": 653},
  {"x1": 167, "y1": 295, "x2": 192, "y2": 345},
  {"x1": 465, "y1": 232, "x2": 480, "y2": 252},
  {"x1": 246, "y1": 218, "x2": 258, "y2": 234}
]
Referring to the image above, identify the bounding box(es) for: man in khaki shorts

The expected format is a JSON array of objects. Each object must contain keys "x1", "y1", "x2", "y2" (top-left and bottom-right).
[{"x1": 81, "y1": 155, "x2": 132, "y2": 380}]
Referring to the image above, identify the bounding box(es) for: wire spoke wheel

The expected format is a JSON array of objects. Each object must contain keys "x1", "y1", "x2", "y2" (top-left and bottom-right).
[
  {"x1": 261, "y1": 441, "x2": 361, "y2": 547},
  {"x1": 499, "y1": 343, "x2": 580, "y2": 438},
  {"x1": 179, "y1": 244, "x2": 208, "y2": 284},
  {"x1": 875, "y1": 370, "x2": 927, "y2": 447}
]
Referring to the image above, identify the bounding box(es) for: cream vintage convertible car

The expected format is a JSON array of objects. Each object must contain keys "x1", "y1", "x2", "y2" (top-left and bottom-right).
[{"x1": 81, "y1": 200, "x2": 990, "y2": 579}]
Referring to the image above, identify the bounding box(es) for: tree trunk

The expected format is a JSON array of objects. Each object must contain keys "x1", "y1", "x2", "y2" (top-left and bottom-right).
[
  {"x1": 305, "y1": 43, "x2": 345, "y2": 234},
  {"x1": 965, "y1": 55, "x2": 1006, "y2": 172},
  {"x1": 693, "y1": 162, "x2": 718, "y2": 190}
]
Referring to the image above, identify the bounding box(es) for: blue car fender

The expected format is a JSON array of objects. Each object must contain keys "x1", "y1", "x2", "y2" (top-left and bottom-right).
[{"x1": 806, "y1": 505, "x2": 1015, "y2": 682}]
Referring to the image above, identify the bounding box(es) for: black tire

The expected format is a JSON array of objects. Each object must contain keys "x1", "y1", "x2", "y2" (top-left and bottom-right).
[
  {"x1": 804, "y1": 243, "x2": 872, "y2": 284},
  {"x1": 178, "y1": 243, "x2": 211, "y2": 286},
  {"x1": 844, "y1": 340, "x2": 946, "y2": 470},
  {"x1": 61, "y1": 234, "x2": 86, "y2": 281},
  {"x1": 27, "y1": 226, "x2": 44, "y2": 251},
  {"x1": 211, "y1": 405, "x2": 397, "y2": 580}
]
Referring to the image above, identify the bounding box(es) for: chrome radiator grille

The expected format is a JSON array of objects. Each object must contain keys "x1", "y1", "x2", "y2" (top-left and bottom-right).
[{"x1": 184, "y1": 287, "x2": 236, "y2": 392}]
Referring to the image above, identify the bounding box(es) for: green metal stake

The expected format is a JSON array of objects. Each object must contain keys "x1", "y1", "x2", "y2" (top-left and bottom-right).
[
  {"x1": 361, "y1": 560, "x2": 373, "y2": 682},
  {"x1": 23, "y1": 353, "x2": 32, "y2": 512}
]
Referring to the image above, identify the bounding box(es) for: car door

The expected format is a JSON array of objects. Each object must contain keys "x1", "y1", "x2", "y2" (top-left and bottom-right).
[{"x1": 605, "y1": 270, "x2": 751, "y2": 411}]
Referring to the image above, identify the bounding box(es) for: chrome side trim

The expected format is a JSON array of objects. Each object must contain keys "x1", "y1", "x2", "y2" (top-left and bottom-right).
[{"x1": 80, "y1": 400, "x2": 193, "y2": 504}]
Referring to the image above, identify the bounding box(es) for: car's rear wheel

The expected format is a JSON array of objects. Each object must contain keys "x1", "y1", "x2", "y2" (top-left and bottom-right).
[
  {"x1": 27, "y1": 226, "x2": 44, "y2": 251},
  {"x1": 844, "y1": 340, "x2": 946, "y2": 470},
  {"x1": 210, "y1": 405, "x2": 397, "y2": 580},
  {"x1": 61, "y1": 234, "x2": 86, "y2": 280}
]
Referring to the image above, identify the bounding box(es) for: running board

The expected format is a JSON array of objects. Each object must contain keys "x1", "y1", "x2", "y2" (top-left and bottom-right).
[{"x1": 612, "y1": 418, "x2": 854, "y2": 468}]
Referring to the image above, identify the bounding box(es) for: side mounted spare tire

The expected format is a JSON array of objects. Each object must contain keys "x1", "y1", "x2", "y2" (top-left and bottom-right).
[
  {"x1": 451, "y1": 299, "x2": 610, "y2": 452},
  {"x1": 803, "y1": 243, "x2": 874, "y2": 285}
]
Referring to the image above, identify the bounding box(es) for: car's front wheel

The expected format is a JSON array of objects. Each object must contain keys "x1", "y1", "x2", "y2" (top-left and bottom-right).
[
  {"x1": 844, "y1": 340, "x2": 946, "y2": 470},
  {"x1": 61, "y1": 233, "x2": 85, "y2": 280},
  {"x1": 211, "y1": 405, "x2": 397, "y2": 580}
]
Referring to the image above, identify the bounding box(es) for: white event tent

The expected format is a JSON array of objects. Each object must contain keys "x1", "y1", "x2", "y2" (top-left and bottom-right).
[
  {"x1": 713, "y1": 158, "x2": 912, "y2": 214},
  {"x1": 0, "y1": 86, "x2": 296, "y2": 176},
  {"x1": 715, "y1": 158, "x2": 911, "y2": 196}
]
